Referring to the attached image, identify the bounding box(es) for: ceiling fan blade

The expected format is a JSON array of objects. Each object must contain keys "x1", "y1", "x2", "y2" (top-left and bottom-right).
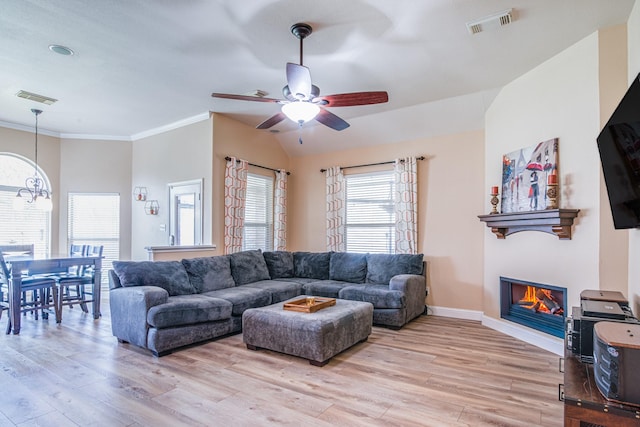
[
  {"x1": 256, "y1": 112, "x2": 287, "y2": 129},
  {"x1": 211, "y1": 93, "x2": 281, "y2": 103},
  {"x1": 317, "y1": 91, "x2": 389, "y2": 107},
  {"x1": 315, "y1": 108, "x2": 350, "y2": 131},
  {"x1": 286, "y1": 63, "x2": 312, "y2": 99}
]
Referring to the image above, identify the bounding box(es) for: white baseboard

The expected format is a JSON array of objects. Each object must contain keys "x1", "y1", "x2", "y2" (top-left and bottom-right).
[
  {"x1": 428, "y1": 305, "x2": 483, "y2": 321},
  {"x1": 428, "y1": 305, "x2": 564, "y2": 356}
]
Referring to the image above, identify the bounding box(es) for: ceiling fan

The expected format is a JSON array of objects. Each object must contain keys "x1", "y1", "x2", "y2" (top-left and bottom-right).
[{"x1": 211, "y1": 23, "x2": 389, "y2": 133}]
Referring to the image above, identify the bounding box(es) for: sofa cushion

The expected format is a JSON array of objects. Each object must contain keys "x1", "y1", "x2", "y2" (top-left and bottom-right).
[
  {"x1": 330, "y1": 252, "x2": 367, "y2": 283},
  {"x1": 365, "y1": 253, "x2": 424, "y2": 285},
  {"x1": 229, "y1": 250, "x2": 271, "y2": 285},
  {"x1": 112, "y1": 260, "x2": 195, "y2": 296},
  {"x1": 181, "y1": 256, "x2": 235, "y2": 292},
  {"x1": 262, "y1": 251, "x2": 294, "y2": 279},
  {"x1": 303, "y1": 280, "x2": 353, "y2": 299},
  {"x1": 202, "y1": 287, "x2": 271, "y2": 316},
  {"x1": 339, "y1": 284, "x2": 405, "y2": 309},
  {"x1": 147, "y1": 295, "x2": 233, "y2": 328},
  {"x1": 293, "y1": 251, "x2": 331, "y2": 279},
  {"x1": 241, "y1": 280, "x2": 302, "y2": 303}
]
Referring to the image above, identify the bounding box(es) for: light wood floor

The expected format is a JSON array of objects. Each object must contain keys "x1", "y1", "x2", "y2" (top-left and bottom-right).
[{"x1": 0, "y1": 293, "x2": 564, "y2": 427}]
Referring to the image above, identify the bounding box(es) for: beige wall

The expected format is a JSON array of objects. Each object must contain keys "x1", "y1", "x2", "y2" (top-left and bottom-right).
[
  {"x1": 130, "y1": 116, "x2": 213, "y2": 260},
  {"x1": 211, "y1": 114, "x2": 289, "y2": 255},
  {"x1": 627, "y1": 2, "x2": 640, "y2": 314},
  {"x1": 288, "y1": 130, "x2": 485, "y2": 311},
  {"x1": 59, "y1": 138, "x2": 133, "y2": 260},
  {"x1": 0, "y1": 126, "x2": 61, "y2": 251}
]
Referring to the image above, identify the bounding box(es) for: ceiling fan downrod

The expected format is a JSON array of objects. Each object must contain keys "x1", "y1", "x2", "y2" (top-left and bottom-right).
[{"x1": 290, "y1": 23, "x2": 312, "y2": 66}]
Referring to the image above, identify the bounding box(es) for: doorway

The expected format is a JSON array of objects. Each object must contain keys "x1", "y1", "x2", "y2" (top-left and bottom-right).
[{"x1": 168, "y1": 179, "x2": 203, "y2": 246}]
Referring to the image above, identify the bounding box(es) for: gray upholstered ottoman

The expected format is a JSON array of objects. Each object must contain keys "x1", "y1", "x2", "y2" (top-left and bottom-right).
[{"x1": 242, "y1": 298, "x2": 373, "y2": 366}]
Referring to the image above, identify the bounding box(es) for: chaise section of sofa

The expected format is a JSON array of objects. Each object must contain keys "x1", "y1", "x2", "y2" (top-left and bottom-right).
[{"x1": 108, "y1": 249, "x2": 427, "y2": 356}]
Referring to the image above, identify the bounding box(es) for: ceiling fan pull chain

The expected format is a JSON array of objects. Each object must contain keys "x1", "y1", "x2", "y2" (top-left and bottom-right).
[{"x1": 298, "y1": 121, "x2": 304, "y2": 144}]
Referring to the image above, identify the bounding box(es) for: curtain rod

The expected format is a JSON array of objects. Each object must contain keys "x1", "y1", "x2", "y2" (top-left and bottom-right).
[
  {"x1": 320, "y1": 156, "x2": 425, "y2": 173},
  {"x1": 225, "y1": 156, "x2": 290, "y2": 175}
]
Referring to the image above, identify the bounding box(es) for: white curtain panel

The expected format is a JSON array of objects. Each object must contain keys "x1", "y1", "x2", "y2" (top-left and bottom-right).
[
  {"x1": 223, "y1": 157, "x2": 248, "y2": 254},
  {"x1": 325, "y1": 166, "x2": 346, "y2": 252},
  {"x1": 273, "y1": 169, "x2": 288, "y2": 251},
  {"x1": 395, "y1": 157, "x2": 418, "y2": 254}
]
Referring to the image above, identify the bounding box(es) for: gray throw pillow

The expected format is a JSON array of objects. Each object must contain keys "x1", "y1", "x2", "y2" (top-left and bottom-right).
[
  {"x1": 365, "y1": 253, "x2": 424, "y2": 285},
  {"x1": 263, "y1": 251, "x2": 294, "y2": 279},
  {"x1": 293, "y1": 252, "x2": 331, "y2": 279},
  {"x1": 181, "y1": 256, "x2": 235, "y2": 292},
  {"x1": 330, "y1": 252, "x2": 367, "y2": 283},
  {"x1": 112, "y1": 260, "x2": 195, "y2": 296},
  {"x1": 229, "y1": 249, "x2": 270, "y2": 285}
]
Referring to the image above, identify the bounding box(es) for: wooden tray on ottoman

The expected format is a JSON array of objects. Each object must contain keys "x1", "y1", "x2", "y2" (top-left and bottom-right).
[{"x1": 283, "y1": 297, "x2": 336, "y2": 313}]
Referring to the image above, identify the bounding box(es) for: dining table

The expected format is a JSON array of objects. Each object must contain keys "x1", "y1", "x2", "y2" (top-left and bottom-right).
[{"x1": 5, "y1": 253, "x2": 102, "y2": 334}]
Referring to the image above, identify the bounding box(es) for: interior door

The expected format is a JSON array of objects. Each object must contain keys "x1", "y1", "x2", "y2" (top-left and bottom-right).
[{"x1": 168, "y1": 179, "x2": 203, "y2": 246}]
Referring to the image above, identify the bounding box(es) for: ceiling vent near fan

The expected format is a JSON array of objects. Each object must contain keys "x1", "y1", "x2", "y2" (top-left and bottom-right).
[
  {"x1": 16, "y1": 90, "x2": 58, "y2": 105},
  {"x1": 466, "y1": 9, "x2": 513, "y2": 34}
]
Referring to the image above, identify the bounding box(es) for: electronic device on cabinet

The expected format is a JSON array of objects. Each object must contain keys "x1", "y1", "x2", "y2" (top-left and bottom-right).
[{"x1": 566, "y1": 290, "x2": 639, "y2": 363}]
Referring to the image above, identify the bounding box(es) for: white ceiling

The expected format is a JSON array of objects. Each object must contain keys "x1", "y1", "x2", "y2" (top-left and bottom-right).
[{"x1": 0, "y1": 0, "x2": 635, "y2": 156}]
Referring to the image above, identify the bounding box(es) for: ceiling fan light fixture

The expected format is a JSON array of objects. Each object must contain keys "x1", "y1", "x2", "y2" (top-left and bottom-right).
[{"x1": 282, "y1": 101, "x2": 320, "y2": 123}]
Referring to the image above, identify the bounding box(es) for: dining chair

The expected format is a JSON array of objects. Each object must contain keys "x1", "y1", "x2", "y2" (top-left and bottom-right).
[
  {"x1": 56, "y1": 244, "x2": 103, "y2": 316},
  {"x1": 0, "y1": 244, "x2": 36, "y2": 315},
  {"x1": 0, "y1": 252, "x2": 60, "y2": 333},
  {"x1": 54, "y1": 244, "x2": 87, "y2": 309},
  {"x1": 0, "y1": 244, "x2": 35, "y2": 256}
]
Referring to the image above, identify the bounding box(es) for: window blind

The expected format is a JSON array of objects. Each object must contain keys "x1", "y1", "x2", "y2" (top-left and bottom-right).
[
  {"x1": 68, "y1": 193, "x2": 120, "y2": 275},
  {"x1": 345, "y1": 171, "x2": 395, "y2": 254},
  {"x1": 243, "y1": 173, "x2": 274, "y2": 252},
  {"x1": 0, "y1": 187, "x2": 51, "y2": 256}
]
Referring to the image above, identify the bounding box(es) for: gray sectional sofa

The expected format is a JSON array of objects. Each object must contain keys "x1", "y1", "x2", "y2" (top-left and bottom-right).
[{"x1": 108, "y1": 250, "x2": 427, "y2": 356}]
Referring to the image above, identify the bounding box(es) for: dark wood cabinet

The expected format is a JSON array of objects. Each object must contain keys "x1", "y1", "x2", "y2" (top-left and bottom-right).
[{"x1": 563, "y1": 347, "x2": 640, "y2": 426}]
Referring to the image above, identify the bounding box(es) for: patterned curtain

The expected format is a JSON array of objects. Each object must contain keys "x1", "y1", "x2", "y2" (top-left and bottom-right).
[
  {"x1": 273, "y1": 169, "x2": 288, "y2": 251},
  {"x1": 395, "y1": 157, "x2": 418, "y2": 254},
  {"x1": 325, "y1": 166, "x2": 346, "y2": 252},
  {"x1": 223, "y1": 157, "x2": 248, "y2": 254}
]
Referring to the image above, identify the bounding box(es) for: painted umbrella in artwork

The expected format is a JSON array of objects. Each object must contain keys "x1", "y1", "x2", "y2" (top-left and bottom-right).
[{"x1": 526, "y1": 161, "x2": 544, "y2": 171}]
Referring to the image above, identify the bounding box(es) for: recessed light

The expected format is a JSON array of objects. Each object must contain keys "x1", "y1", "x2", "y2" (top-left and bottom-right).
[{"x1": 49, "y1": 44, "x2": 74, "y2": 56}]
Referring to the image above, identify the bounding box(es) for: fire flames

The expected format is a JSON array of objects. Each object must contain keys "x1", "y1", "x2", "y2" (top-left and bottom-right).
[{"x1": 518, "y1": 286, "x2": 563, "y2": 315}]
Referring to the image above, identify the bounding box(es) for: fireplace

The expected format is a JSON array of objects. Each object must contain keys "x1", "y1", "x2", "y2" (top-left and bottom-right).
[{"x1": 500, "y1": 277, "x2": 567, "y2": 338}]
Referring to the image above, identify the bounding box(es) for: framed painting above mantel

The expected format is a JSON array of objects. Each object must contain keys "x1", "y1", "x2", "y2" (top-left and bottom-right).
[{"x1": 501, "y1": 138, "x2": 558, "y2": 213}]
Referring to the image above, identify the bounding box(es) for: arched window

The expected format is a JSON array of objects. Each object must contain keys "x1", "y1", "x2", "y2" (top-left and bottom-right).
[{"x1": 0, "y1": 153, "x2": 51, "y2": 256}]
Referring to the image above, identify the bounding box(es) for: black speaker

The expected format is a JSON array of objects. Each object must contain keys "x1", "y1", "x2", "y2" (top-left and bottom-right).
[{"x1": 593, "y1": 322, "x2": 640, "y2": 406}]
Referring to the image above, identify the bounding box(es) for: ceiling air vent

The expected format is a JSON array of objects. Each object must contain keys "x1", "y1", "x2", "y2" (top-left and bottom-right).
[
  {"x1": 466, "y1": 9, "x2": 513, "y2": 34},
  {"x1": 16, "y1": 90, "x2": 58, "y2": 105}
]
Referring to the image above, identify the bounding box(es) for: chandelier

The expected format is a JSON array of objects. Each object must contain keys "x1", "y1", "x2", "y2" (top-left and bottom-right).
[{"x1": 15, "y1": 109, "x2": 52, "y2": 211}]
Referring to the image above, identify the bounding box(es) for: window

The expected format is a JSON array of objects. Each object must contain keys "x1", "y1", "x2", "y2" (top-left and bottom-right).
[
  {"x1": 243, "y1": 173, "x2": 274, "y2": 251},
  {"x1": 345, "y1": 171, "x2": 395, "y2": 253},
  {"x1": 0, "y1": 154, "x2": 51, "y2": 256},
  {"x1": 68, "y1": 193, "x2": 120, "y2": 276}
]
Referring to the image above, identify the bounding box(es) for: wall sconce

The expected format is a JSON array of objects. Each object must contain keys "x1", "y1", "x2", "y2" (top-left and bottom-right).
[
  {"x1": 144, "y1": 200, "x2": 159, "y2": 215},
  {"x1": 133, "y1": 186, "x2": 147, "y2": 201}
]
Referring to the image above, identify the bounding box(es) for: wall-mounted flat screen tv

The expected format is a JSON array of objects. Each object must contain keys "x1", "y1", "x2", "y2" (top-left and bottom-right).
[{"x1": 597, "y1": 72, "x2": 640, "y2": 229}]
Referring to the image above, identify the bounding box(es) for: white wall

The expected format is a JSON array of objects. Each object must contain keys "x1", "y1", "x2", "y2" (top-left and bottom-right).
[
  {"x1": 627, "y1": 2, "x2": 640, "y2": 314},
  {"x1": 131, "y1": 116, "x2": 213, "y2": 260},
  {"x1": 484, "y1": 34, "x2": 602, "y2": 317}
]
